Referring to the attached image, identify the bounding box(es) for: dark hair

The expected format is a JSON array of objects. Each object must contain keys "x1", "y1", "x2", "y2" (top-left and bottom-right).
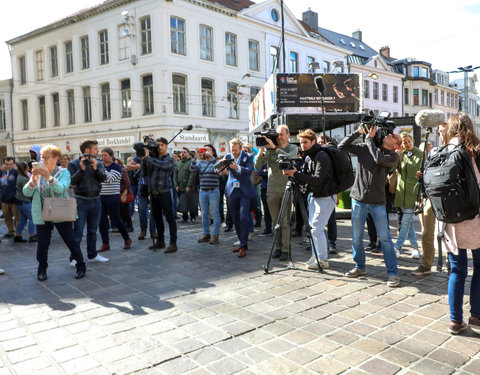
[
  {"x1": 17, "y1": 162, "x2": 29, "y2": 178},
  {"x1": 156, "y1": 137, "x2": 168, "y2": 145},
  {"x1": 182, "y1": 147, "x2": 190, "y2": 153},
  {"x1": 204, "y1": 144, "x2": 217, "y2": 158},
  {"x1": 4, "y1": 156, "x2": 15, "y2": 163},
  {"x1": 80, "y1": 139, "x2": 98, "y2": 153},
  {"x1": 101, "y1": 147, "x2": 114, "y2": 157}
]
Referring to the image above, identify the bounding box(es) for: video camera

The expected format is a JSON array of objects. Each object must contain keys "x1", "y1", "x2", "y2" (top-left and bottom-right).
[
  {"x1": 255, "y1": 129, "x2": 278, "y2": 147},
  {"x1": 360, "y1": 111, "x2": 395, "y2": 147},
  {"x1": 133, "y1": 141, "x2": 159, "y2": 158},
  {"x1": 213, "y1": 158, "x2": 234, "y2": 170},
  {"x1": 277, "y1": 155, "x2": 303, "y2": 171}
]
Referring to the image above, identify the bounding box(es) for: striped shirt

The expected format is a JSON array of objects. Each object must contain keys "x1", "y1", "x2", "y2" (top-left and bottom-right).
[
  {"x1": 190, "y1": 158, "x2": 219, "y2": 189},
  {"x1": 100, "y1": 163, "x2": 122, "y2": 195}
]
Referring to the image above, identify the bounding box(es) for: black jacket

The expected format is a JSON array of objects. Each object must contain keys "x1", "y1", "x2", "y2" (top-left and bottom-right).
[
  {"x1": 293, "y1": 144, "x2": 337, "y2": 198},
  {"x1": 141, "y1": 154, "x2": 175, "y2": 194},
  {"x1": 68, "y1": 158, "x2": 107, "y2": 198}
]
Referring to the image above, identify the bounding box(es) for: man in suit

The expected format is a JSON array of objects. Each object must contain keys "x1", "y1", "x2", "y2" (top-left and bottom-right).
[{"x1": 222, "y1": 138, "x2": 256, "y2": 258}]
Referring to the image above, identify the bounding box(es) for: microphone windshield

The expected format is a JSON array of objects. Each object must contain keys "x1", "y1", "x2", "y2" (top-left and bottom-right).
[
  {"x1": 415, "y1": 110, "x2": 445, "y2": 128},
  {"x1": 183, "y1": 124, "x2": 193, "y2": 131},
  {"x1": 314, "y1": 76, "x2": 326, "y2": 95}
]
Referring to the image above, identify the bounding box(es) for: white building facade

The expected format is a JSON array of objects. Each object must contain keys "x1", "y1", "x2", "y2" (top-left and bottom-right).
[{"x1": 0, "y1": 79, "x2": 13, "y2": 158}]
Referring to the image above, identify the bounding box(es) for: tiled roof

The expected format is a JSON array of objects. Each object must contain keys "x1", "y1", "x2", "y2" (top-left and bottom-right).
[
  {"x1": 298, "y1": 20, "x2": 332, "y2": 44},
  {"x1": 316, "y1": 27, "x2": 377, "y2": 60}
]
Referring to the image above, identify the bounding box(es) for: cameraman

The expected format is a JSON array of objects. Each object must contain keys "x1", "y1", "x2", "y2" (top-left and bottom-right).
[
  {"x1": 68, "y1": 139, "x2": 108, "y2": 265},
  {"x1": 141, "y1": 137, "x2": 177, "y2": 253},
  {"x1": 283, "y1": 129, "x2": 337, "y2": 269},
  {"x1": 254, "y1": 125, "x2": 297, "y2": 261},
  {"x1": 338, "y1": 125, "x2": 402, "y2": 287}
]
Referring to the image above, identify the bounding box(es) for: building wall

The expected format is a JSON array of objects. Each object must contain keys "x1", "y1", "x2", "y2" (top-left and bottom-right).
[{"x1": 0, "y1": 79, "x2": 13, "y2": 157}]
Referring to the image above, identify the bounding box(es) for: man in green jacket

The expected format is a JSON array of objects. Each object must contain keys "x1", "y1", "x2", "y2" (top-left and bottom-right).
[
  {"x1": 174, "y1": 148, "x2": 196, "y2": 223},
  {"x1": 255, "y1": 125, "x2": 298, "y2": 261}
]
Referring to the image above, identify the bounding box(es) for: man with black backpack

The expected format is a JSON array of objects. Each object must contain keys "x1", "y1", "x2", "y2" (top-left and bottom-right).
[
  {"x1": 283, "y1": 129, "x2": 338, "y2": 269},
  {"x1": 339, "y1": 126, "x2": 402, "y2": 287}
]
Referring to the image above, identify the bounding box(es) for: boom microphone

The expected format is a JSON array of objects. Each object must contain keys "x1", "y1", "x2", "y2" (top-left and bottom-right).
[
  {"x1": 415, "y1": 110, "x2": 445, "y2": 128},
  {"x1": 314, "y1": 76, "x2": 326, "y2": 95},
  {"x1": 183, "y1": 124, "x2": 193, "y2": 131}
]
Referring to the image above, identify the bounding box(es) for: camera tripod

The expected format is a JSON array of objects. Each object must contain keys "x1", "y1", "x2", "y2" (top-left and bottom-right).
[{"x1": 263, "y1": 177, "x2": 324, "y2": 274}]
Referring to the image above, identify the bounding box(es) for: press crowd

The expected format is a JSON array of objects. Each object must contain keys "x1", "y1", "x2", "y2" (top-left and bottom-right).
[{"x1": 0, "y1": 114, "x2": 479, "y2": 336}]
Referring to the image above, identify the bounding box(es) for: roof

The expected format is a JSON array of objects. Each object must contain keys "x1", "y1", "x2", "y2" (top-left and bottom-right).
[
  {"x1": 298, "y1": 20, "x2": 332, "y2": 44},
  {"x1": 207, "y1": 0, "x2": 255, "y2": 11},
  {"x1": 316, "y1": 27, "x2": 377, "y2": 59}
]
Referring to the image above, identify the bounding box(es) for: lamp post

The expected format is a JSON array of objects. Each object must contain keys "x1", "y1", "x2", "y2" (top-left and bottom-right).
[{"x1": 448, "y1": 65, "x2": 480, "y2": 116}]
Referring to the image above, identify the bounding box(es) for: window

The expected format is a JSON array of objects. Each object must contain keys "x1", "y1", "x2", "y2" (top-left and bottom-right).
[
  {"x1": 101, "y1": 83, "x2": 111, "y2": 120},
  {"x1": 36, "y1": 51, "x2": 44, "y2": 81},
  {"x1": 0, "y1": 99, "x2": 5, "y2": 130},
  {"x1": 435, "y1": 89, "x2": 438, "y2": 104},
  {"x1": 413, "y1": 66, "x2": 419, "y2": 77},
  {"x1": 404, "y1": 88, "x2": 409, "y2": 105},
  {"x1": 172, "y1": 74, "x2": 187, "y2": 114},
  {"x1": 118, "y1": 24, "x2": 130, "y2": 61},
  {"x1": 121, "y1": 79, "x2": 132, "y2": 118},
  {"x1": 393, "y1": 86, "x2": 398, "y2": 103},
  {"x1": 271, "y1": 9, "x2": 279, "y2": 22},
  {"x1": 83, "y1": 86, "x2": 91, "y2": 123},
  {"x1": 19, "y1": 56, "x2": 26, "y2": 85},
  {"x1": 422, "y1": 89, "x2": 428, "y2": 106},
  {"x1": 227, "y1": 82, "x2": 239, "y2": 119},
  {"x1": 201, "y1": 78, "x2": 214, "y2": 117},
  {"x1": 65, "y1": 41, "x2": 73, "y2": 73},
  {"x1": 249, "y1": 40, "x2": 259, "y2": 71},
  {"x1": 250, "y1": 86, "x2": 260, "y2": 103},
  {"x1": 200, "y1": 25, "x2": 213, "y2": 61},
  {"x1": 413, "y1": 89, "x2": 419, "y2": 105},
  {"x1": 441, "y1": 90, "x2": 445, "y2": 105},
  {"x1": 80, "y1": 36, "x2": 90, "y2": 69},
  {"x1": 447, "y1": 92, "x2": 451, "y2": 107},
  {"x1": 307, "y1": 56, "x2": 315, "y2": 70},
  {"x1": 140, "y1": 16, "x2": 152, "y2": 55},
  {"x1": 322, "y1": 61, "x2": 330, "y2": 73},
  {"x1": 143, "y1": 75, "x2": 154, "y2": 115},
  {"x1": 270, "y1": 46, "x2": 279, "y2": 73},
  {"x1": 290, "y1": 52, "x2": 298, "y2": 73},
  {"x1": 21, "y1": 100, "x2": 28, "y2": 130},
  {"x1": 170, "y1": 17, "x2": 185, "y2": 55},
  {"x1": 364, "y1": 80, "x2": 370, "y2": 99},
  {"x1": 99, "y1": 30, "x2": 109, "y2": 65},
  {"x1": 67, "y1": 89, "x2": 75, "y2": 124},
  {"x1": 382, "y1": 84, "x2": 388, "y2": 101},
  {"x1": 373, "y1": 82, "x2": 379, "y2": 100},
  {"x1": 50, "y1": 46, "x2": 58, "y2": 77},
  {"x1": 421, "y1": 67, "x2": 428, "y2": 78},
  {"x1": 225, "y1": 33, "x2": 237, "y2": 66},
  {"x1": 52, "y1": 93, "x2": 60, "y2": 127}
]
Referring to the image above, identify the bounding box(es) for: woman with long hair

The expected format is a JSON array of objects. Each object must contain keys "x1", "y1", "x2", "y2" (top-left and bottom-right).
[
  {"x1": 14, "y1": 162, "x2": 37, "y2": 242},
  {"x1": 441, "y1": 114, "x2": 480, "y2": 335}
]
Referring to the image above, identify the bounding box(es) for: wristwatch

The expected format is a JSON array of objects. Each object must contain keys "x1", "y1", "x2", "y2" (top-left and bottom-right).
[{"x1": 273, "y1": 146, "x2": 278, "y2": 151}]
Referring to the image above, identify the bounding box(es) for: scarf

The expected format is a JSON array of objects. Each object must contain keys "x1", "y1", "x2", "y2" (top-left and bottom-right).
[{"x1": 39, "y1": 166, "x2": 60, "y2": 201}]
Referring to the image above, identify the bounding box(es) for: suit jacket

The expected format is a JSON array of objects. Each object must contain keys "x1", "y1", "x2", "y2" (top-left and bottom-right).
[{"x1": 225, "y1": 151, "x2": 256, "y2": 198}]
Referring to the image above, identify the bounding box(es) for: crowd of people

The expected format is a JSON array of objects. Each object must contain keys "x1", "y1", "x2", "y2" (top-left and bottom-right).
[{"x1": 0, "y1": 114, "x2": 479, "y2": 336}]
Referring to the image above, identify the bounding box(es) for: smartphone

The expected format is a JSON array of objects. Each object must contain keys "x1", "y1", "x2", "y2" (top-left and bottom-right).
[
  {"x1": 32, "y1": 162, "x2": 45, "y2": 169},
  {"x1": 196, "y1": 147, "x2": 207, "y2": 154}
]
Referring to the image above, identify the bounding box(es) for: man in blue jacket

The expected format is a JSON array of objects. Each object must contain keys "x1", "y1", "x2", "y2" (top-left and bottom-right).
[
  {"x1": 1, "y1": 157, "x2": 19, "y2": 238},
  {"x1": 221, "y1": 138, "x2": 256, "y2": 258}
]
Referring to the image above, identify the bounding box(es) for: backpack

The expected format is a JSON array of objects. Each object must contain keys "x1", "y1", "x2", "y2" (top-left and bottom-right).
[
  {"x1": 423, "y1": 143, "x2": 480, "y2": 223},
  {"x1": 322, "y1": 144, "x2": 355, "y2": 194}
]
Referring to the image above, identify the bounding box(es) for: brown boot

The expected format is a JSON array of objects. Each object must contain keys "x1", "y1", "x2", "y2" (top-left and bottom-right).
[
  {"x1": 138, "y1": 227, "x2": 147, "y2": 240},
  {"x1": 209, "y1": 235, "x2": 219, "y2": 245},
  {"x1": 197, "y1": 234, "x2": 211, "y2": 243}
]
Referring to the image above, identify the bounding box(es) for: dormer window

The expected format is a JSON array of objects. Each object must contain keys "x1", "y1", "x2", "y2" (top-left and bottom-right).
[
  {"x1": 340, "y1": 39, "x2": 346, "y2": 45},
  {"x1": 350, "y1": 41, "x2": 356, "y2": 48},
  {"x1": 359, "y1": 45, "x2": 365, "y2": 50}
]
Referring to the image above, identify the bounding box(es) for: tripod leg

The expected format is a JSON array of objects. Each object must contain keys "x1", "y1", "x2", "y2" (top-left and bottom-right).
[{"x1": 264, "y1": 186, "x2": 293, "y2": 273}]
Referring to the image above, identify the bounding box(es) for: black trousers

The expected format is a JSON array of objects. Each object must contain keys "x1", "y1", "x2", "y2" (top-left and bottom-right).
[{"x1": 151, "y1": 191, "x2": 177, "y2": 244}]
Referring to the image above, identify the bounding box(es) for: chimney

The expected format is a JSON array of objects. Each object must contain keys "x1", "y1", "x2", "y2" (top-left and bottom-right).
[
  {"x1": 352, "y1": 30, "x2": 362, "y2": 42},
  {"x1": 380, "y1": 46, "x2": 390, "y2": 59},
  {"x1": 302, "y1": 8, "x2": 318, "y2": 30}
]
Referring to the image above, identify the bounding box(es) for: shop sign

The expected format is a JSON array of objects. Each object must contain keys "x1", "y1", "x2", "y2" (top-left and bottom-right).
[
  {"x1": 176, "y1": 133, "x2": 209, "y2": 143},
  {"x1": 97, "y1": 136, "x2": 136, "y2": 147}
]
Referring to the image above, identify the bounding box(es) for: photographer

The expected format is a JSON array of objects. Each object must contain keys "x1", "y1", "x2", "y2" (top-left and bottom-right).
[
  {"x1": 254, "y1": 125, "x2": 298, "y2": 261},
  {"x1": 141, "y1": 137, "x2": 177, "y2": 253},
  {"x1": 283, "y1": 129, "x2": 337, "y2": 269},
  {"x1": 338, "y1": 125, "x2": 402, "y2": 287},
  {"x1": 68, "y1": 140, "x2": 108, "y2": 265}
]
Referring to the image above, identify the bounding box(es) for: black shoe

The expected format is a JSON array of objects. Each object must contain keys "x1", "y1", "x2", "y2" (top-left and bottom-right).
[
  {"x1": 365, "y1": 242, "x2": 377, "y2": 251},
  {"x1": 164, "y1": 244, "x2": 178, "y2": 253},
  {"x1": 329, "y1": 243, "x2": 337, "y2": 255},
  {"x1": 37, "y1": 268, "x2": 47, "y2": 281},
  {"x1": 75, "y1": 271, "x2": 86, "y2": 279},
  {"x1": 259, "y1": 230, "x2": 273, "y2": 236},
  {"x1": 272, "y1": 249, "x2": 282, "y2": 258},
  {"x1": 14, "y1": 235, "x2": 27, "y2": 243},
  {"x1": 29, "y1": 235, "x2": 38, "y2": 243},
  {"x1": 224, "y1": 226, "x2": 233, "y2": 232},
  {"x1": 149, "y1": 241, "x2": 165, "y2": 250},
  {"x1": 279, "y1": 252, "x2": 288, "y2": 261},
  {"x1": 254, "y1": 222, "x2": 262, "y2": 228},
  {"x1": 3, "y1": 234, "x2": 14, "y2": 238}
]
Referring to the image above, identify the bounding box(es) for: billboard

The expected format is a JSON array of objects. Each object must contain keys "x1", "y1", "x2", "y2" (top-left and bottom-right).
[
  {"x1": 248, "y1": 74, "x2": 275, "y2": 133},
  {"x1": 276, "y1": 73, "x2": 361, "y2": 114}
]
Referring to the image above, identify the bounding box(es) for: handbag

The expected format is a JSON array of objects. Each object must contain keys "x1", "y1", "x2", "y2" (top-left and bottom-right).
[
  {"x1": 251, "y1": 170, "x2": 263, "y2": 186},
  {"x1": 42, "y1": 186, "x2": 77, "y2": 222},
  {"x1": 387, "y1": 170, "x2": 398, "y2": 194},
  {"x1": 121, "y1": 191, "x2": 135, "y2": 204}
]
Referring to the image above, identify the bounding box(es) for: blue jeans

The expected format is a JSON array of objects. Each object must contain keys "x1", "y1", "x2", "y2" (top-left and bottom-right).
[
  {"x1": 16, "y1": 202, "x2": 36, "y2": 236},
  {"x1": 130, "y1": 183, "x2": 138, "y2": 217},
  {"x1": 138, "y1": 192, "x2": 156, "y2": 232},
  {"x1": 74, "y1": 197, "x2": 101, "y2": 259},
  {"x1": 199, "y1": 188, "x2": 221, "y2": 236},
  {"x1": 395, "y1": 208, "x2": 418, "y2": 250},
  {"x1": 448, "y1": 249, "x2": 480, "y2": 323},
  {"x1": 351, "y1": 199, "x2": 398, "y2": 276}
]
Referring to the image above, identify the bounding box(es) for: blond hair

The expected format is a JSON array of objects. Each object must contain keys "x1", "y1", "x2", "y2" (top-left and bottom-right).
[
  {"x1": 40, "y1": 145, "x2": 61, "y2": 159},
  {"x1": 297, "y1": 129, "x2": 317, "y2": 142},
  {"x1": 230, "y1": 137, "x2": 243, "y2": 147}
]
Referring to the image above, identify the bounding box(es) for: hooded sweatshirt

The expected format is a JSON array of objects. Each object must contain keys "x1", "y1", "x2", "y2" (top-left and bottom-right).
[{"x1": 29, "y1": 145, "x2": 42, "y2": 162}]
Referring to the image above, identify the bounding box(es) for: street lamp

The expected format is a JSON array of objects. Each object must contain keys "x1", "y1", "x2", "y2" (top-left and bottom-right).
[{"x1": 447, "y1": 65, "x2": 480, "y2": 115}]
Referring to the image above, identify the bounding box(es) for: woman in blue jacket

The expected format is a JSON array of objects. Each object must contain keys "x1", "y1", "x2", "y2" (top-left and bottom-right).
[{"x1": 23, "y1": 145, "x2": 86, "y2": 281}]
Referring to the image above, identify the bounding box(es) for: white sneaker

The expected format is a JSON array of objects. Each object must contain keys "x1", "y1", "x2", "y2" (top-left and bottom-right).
[
  {"x1": 307, "y1": 259, "x2": 329, "y2": 270},
  {"x1": 395, "y1": 247, "x2": 400, "y2": 257},
  {"x1": 222, "y1": 222, "x2": 227, "y2": 228},
  {"x1": 411, "y1": 249, "x2": 420, "y2": 259},
  {"x1": 90, "y1": 255, "x2": 109, "y2": 263},
  {"x1": 234, "y1": 240, "x2": 240, "y2": 246},
  {"x1": 0, "y1": 268, "x2": 5, "y2": 275},
  {"x1": 69, "y1": 259, "x2": 77, "y2": 268}
]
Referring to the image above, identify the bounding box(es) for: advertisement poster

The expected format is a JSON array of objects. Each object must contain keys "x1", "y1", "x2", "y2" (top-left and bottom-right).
[
  {"x1": 276, "y1": 73, "x2": 361, "y2": 114},
  {"x1": 248, "y1": 74, "x2": 276, "y2": 133}
]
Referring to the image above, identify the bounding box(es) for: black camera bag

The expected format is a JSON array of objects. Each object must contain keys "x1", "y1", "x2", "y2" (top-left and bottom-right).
[{"x1": 322, "y1": 145, "x2": 354, "y2": 194}]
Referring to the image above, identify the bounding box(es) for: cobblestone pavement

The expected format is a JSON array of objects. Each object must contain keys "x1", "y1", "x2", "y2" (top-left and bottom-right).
[{"x1": 0, "y1": 214, "x2": 479, "y2": 375}]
